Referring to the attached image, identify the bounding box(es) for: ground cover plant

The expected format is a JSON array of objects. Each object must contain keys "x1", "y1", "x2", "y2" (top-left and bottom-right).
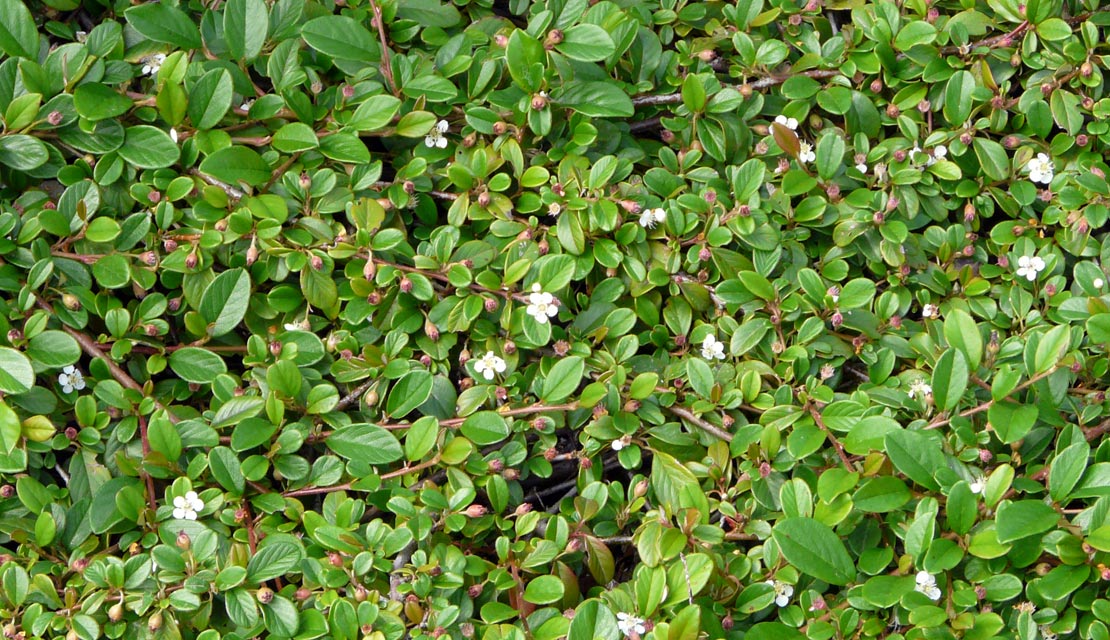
[{"x1": 1, "y1": 0, "x2": 1110, "y2": 637}]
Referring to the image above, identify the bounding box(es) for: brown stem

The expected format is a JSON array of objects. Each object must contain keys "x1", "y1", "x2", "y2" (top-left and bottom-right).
[
  {"x1": 366, "y1": 0, "x2": 397, "y2": 94},
  {"x1": 631, "y1": 69, "x2": 840, "y2": 107},
  {"x1": 335, "y1": 378, "x2": 376, "y2": 412},
  {"x1": 667, "y1": 405, "x2": 734, "y2": 442},
  {"x1": 807, "y1": 403, "x2": 857, "y2": 472},
  {"x1": 35, "y1": 297, "x2": 178, "y2": 423},
  {"x1": 284, "y1": 454, "x2": 443, "y2": 497},
  {"x1": 129, "y1": 344, "x2": 249, "y2": 354},
  {"x1": 372, "y1": 181, "x2": 458, "y2": 200},
  {"x1": 1085, "y1": 417, "x2": 1110, "y2": 442},
  {"x1": 925, "y1": 366, "x2": 1059, "y2": 431},
  {"x1": 372, "y1": 258, "x2": 518, "y2": 300},
  {"x1": 137, "y1": 415, "x2": 158, "y2": 514},
  {"x1": 264, "y1": 152, "x2": 302, "y2": 191},
  {"x1": 307, "y1": 402, "x2": 580, "y2": 443}
]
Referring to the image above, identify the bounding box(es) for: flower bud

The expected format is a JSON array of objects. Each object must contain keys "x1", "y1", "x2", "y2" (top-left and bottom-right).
[
  {"x1": 788, "y1": 13, "x2": 802, "y2": 25},
  {"x1": 483, "y1": 297, "x2": 498, "y2": 313},
  {"x1": 296, "y1": 587, "x2": 312, "y2": 601},
  {"x1": 1041, "y1": 83, "x2": 1053, "y2": 97},
  {"x1": 163, "y1": 238, "x2": 178, "y2": 252},
  {"x1": 0, "y1": 485, "x2": 13, "y2": 498},
  {"x1": 246, "y1": 243, "x2": 259, "y2": 266},
  {"x1": 140, "y1": 251, "x2": 158, "y2": 266},
  {"x1": 503, "y1": 339, "x2": 516, "y2": 355},
  {"x1": 553, "y1": 340, "x2": 570, "y2": 356},
  {"x1": 830, "y1": 311, "x2": 843, "y2": 327},
  {"x1": 494, "y1": 34, "x2": 508, "y2": 47},
  {"x1": 545, "y1": 29, "x2": 564, "y2": 47},
  {"x1": 722, "y1": 616, "x2": 735, "y2": 631},
  {"x1": 109, "y1": 603, "x2": 124, "y2": 621},
  {"x1": 1076, "y1": 134, "x2": 1089, "y2": 146},
  {"x1": 367, "y1": 292, "x2": 381, "y2": 305},
  {"x1": 62, "y1": 293, "x2": 80, "y2": 310},
  {"x1": 893, "y1": 149, "x2": 906, "y2": 162},
  {"x1": 492, "y1": 121, "x2": 507, "y2": 135},
  {"x1": 185, "y1": 252, "x2": 198, "y2": 269},
  {"x1": 890, "y1": 315, "x2": 902, "y2": 329},
  {"x1": 531, "y1": 94, "x2": 548, "y2": 110},
  {"x1": 1045, "y1": 283, "x2": 1057, "y2": 296},
  {"x1": 886, "y1": 104, "x2": 900, "y2": 118},
  {"x1": 826, "y1": 183, "x2": 840, "y2": 200},
  {"x1": 759, "y1": 461, "x2": 772, "y2": 478},
  {"x1": 399, "y1": 277, "x2": 413, "y2": 293},
  {"x1": 257, "y1": 587, "x2": 274, "y2": 604},
  {"x1": 6, "y1": 329, "x2": 22, "y2": 342},
  {"x1": 870, "y1": 79, "x2": 883, "y2": 93},
  {"x1": 873, "y1": 211, "x2": 884, "y2": 225},
  {"x1": 425, "y1": 319, "x2": 440, "y2": 342},
  {"x1": 917, "y1": 100, "x2": 931, "y2": 113},
  {"x1": 148, "y1": 611, "x2": 163, "y2": 632},
  {"x1": 926, "y1": 7, "x2": 938, "y2": 21},
  {"x1": 698, "y1": 246, "x2": 711, "y2": 261},
  {"x1": 464, "y1": 504, "x2": 487, "y2": 517},
  {"x1": 214, "y1": 218, "x2": 228, "y2": 232},
  {"x1": 739, "y1": 204, "x2": 751, "y2": 216},
  {"x1": 47, "y1": 110, "x2": 63, "y2": 125},
  {"x1": 960, "y1": 132, "x2": 972, "y2": 145},
  {"x1": 674, "y1": 334, "x2": 686, "y2": 347}
]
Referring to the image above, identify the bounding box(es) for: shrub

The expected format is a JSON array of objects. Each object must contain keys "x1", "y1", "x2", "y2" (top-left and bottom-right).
[{"x1": 1, "y1": 0, "x2": 1110, "y2": 638}]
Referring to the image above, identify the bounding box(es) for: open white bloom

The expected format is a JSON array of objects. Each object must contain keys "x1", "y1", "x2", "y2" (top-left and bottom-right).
[
  {"x1": 856, "y1": 162, "x2": 867, "y2": 174},
  {"x1": 798, "y1": 142, "x2": 816, "y2": 164},
  {"x1": 425, "y1": 119, "x2": 449, "y2": 149},
  {"x1": 611, "y1": 435, "x2": 632, "y2": 451},
  {"x1": 969, "y1": 475, "x2": 985, "y2": 495},
  {"x1": 766, "y1": 579, "x2": 794, "y2": 607},
  {"x1": 473, "y1": 351, "x2": 507, "y2": 381},
  {"x1": 701, "y1": 335, "x2": 726, "y2": 360},
  {"x1": 1095, "y1": 278, "x2": 1105, "y2": 288},
  {"x1": 915, "y1": 571, "x2": 942, "y2": 601},
  {"x1": 75, "y1": 30, "x2": 88, "y2": 42},
  {"x1": 922, "y1": 303, "x2": 938, "y2": 319},
  {"x1": 928, "y1": 145, "x2": 948, "y2": 166},
  {"x1": 548, "y1": 202, "x2": 562, "y2": 216},
  {"x1": 639, "y1": 207, "x2": 667, "y2": 229},
  {"x1": 172, "y1": 491, "x2": 204, "y2": 520},
  {"x1": 1015, "y1": 255, "x2": 1046, "y2": 281},
  {"x1": 240, "y1": 99, "x2": 255, "y2": 111},
  {"x1": 1026, "y1": 153, "x2": 1054, "y2": 184},
  {"x1": 170, "y1": 128, "x2": 178, "y2": 143},
  {"x1": 525, "y1": 283, "x2": 558, "y2": 324},
  {"x1": 907, "y1": 379, "x2": 932, "y2": 399},
  {"x1": 141, "y1": 53, "x2": 166, "y2": 77},
  {"x1": 58, "y1": 365, "x2": 86, "y2": 393},
  {"x1": 774, "y1": 115, "x2": 799, "y2": 131},
  {"x1": 616, "y1": 613, "x2": 647, "y2": 638}
]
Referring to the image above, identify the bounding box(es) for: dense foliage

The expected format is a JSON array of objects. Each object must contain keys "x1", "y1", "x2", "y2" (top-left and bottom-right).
[{"x1": 2, "y1": 0, "x2": 1110, "y2": 638}]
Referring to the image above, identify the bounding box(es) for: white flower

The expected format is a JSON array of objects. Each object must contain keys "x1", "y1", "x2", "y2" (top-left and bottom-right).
[
  {"x1": 141, "y1": 53, "x2": 166, "y2": 77},
  {"x1": 240, "y1": 99, "x2": 255, "y2": 111},
  {"x1": 907, "y1": 379, "x2": 932, "y2": 400},
  {"x1": 774, "y1": 115, "x2": 799, "y2": 131},
  {"x1": 701, "y1": 335, "x2": 726, "y2": 360},
  {"x1": 525, "y1": 283, "x2": 558, "y2": 324},
  {"x1": 616, "y1": 613, "x2": 647, "y2": 638},
  {"x1": 1027, "y1": 153, "x2": 1054, "y2": 184},
  {"x1": 1015, "y1": 255, "x2": 1046, "y2": 281},
  {"x1": 1095, "y1": 278, "x2": 1105, "y2": 288},
  {"x1": 58, "y1": 365, "x2": 86, "y2": 393},
  {"x1": 1039, "y1": 624, "x2": 1057, "y2": 640},
  {"x1": 798, "y1": 142, "x2": 816, "y2": 164},
  {"x1": 283, "y1": 319, "x2": 310, "y2": 331},
  {"x1": 473, "y1": 351, "x2": 506, "y2": 381},
  {"x1": 172, "y1": 491, "x2": 204, "y2": 520},
  {"x1": 548, "y1": 202, "x2": 562, "y2": 216},
  {"x1": 1015, "y1": 601, "x2": 1037, "y2": 614},
  {"x1": 931, "y1": 145, "x2": 947, "y2": 164},
  {"x1": 639, "y1": 207, "x2": 667, "y2": 229},
  {"x1": 425, "y1": 119, "x2": 449, "y2": 149},
  {"x1": 969, "y1": 476, "x2": 985, "y2": 495},
  {"x1": 170, "y1": 128, "x2": 178, "y2": 143},
  {"x1": 856, "y1": 162, "x2": 867, "y2": 173},
  {"x1": 611, "y1": 435, "x2": 632, "y2": 451},
  {"x1": 915, "y1": 571, "x2": 942, "y2": 601},
  {"x1": 766, "y1": 579, "x2": 794, "y2": 607},
  {"x1": 75, "y1": 31, "x2": 87, "y2": 43},
  {"x1": 922, "y1": 303, "x2": 938, "y2": 319}
]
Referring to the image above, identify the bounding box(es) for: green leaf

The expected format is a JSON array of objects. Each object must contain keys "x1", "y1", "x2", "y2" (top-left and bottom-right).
[
  {"x1": 385, "y1": 370, "x2": 434, "y2": 418},
  {"x1": 223, "y1": 0, "x2": 268, "y2": 61},
  {"x1": 73, "y1": 84, "x2": 132, "y2": 121},
  {"x1": 553, "y1": 82, "x2": 634, "y2": 118},
  {"x1": 401, "y1": 75, "x2": 458, "y2": 102},
  {"x1": 188, "y1": 69, "x2": 233, "y2": 130},
  {"x1": 395, "y1": 0, "x2": 462, "y2": 27},
  {"x1": 943, "y1": 308, "x2": 983, "y2": 369},
  {"x1": 884, "y1": 430, "x2": 943, "y2": 491},
  {"x1": 771, "y1": 517, "x2": 856, "y2": 585},
  {"x1": 0, "y1": 0, "x2": 38, "y2": 58},
  {"x1": 169, "y1": 347, "x2": 228, "y2": 383},
  {"x1": 524, "y1": 575, "x2": 565, "y2": 604},
  {"x1": 0, "y1": 402, "x2": 20, "y2": 454},
  {"x1": 943, "y1": 70, "x2": 975, "y2": 126},
  {"x1": 301, "y1": 16, "x2": 378, "y2": 62},
  {"x1": 246, "y1": 540, "x2": 304, "y2": 583},
  {"x1": 118, "y1": 126, "x2": 180, "y2": 170},
  {"x1": 567, "y1": 601, "x2": 619, "y2": 640},
  {"x1": 853, "y1": 476, "x2": 911, "y2": 513},
  {"x1": 349, "y1": 95, "x2": 401, "y2": 132},
  {"x1": 931, "y1": 348, "x2": 968, "y2": 412},
  {"x1": 92, "y1": 254, "x2": 132, "y2": 289},
  {"x1": 745, "y1": 623, "x2": 805, "y2": 640},
  {"x1": 272, "y1": 122, "x2": 320, "y2": 153},
  {"x1": 1033, "y1": 324, "x2": 1069, "y2": 374},
  {"x1": 541, "y1": 356, "x2": 584, "y2": 403},
  {"x1": 460, "y1": 411, "x2": 510, "y2": 446},
  {"x1": 262, "y1": 595, "x2": 299, "y2": 637},
  {"x1": 681, "y1": 73, "x2": 706, "y2": 113},
  {"x1": 988, "y1": 401, "x2": 1038, "y2": 444},
  {"x1": 199, "y1": 146, "x2": 271, "y2": 187},
  {"x1": 1049, "y1": 442, "x2": 1089, "y2": 502},
  {"x1": 0, "y1": 135, "x2": 49, "y2": 171},
  {"x1": 212, "y1": 397, "x2": 264, "y2": 428},
  {"x1": 686, "y1": 358, "x2": 715, "y2": 398},
  {"x1": 556, "y1": 24, "x2": 616, "y2": 62},
  {"x1": 995, "y1": 499, "x2": 1059, "y2": 543},
  {"x1": 894, "y1": 21, "x2": 937, "y2": 50},
  {"x1": 326, "y1": 424, "x2": 403, "y2": 465},
  {"x1": 209, "y1": 446, "x2": 246, "y2": 494},
  {"x1": 124, "y1": 3, "x2": 202, "y2": 49},
  {"x1": 26, "y1": 330, "x2": 80, "y2": 368},
  {"x1": 651, "y1": 452, "x2": 710, "y2": 522},
  {"x1": 815, "y1": 133, "x2": 845, "y2": 180},
  {"x1": 973, "y1": 138, "x2": 1010, "y2": 181},
  {"x1": 199, "y1": 268, "x2": 251, "y2": 337}
]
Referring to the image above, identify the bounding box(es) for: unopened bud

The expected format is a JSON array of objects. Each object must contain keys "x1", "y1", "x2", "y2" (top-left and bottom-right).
[
  {"x1": 214, "y1": 218, "x2": 227, "y2": 231},
  {"x1": 697, "y1": 49, "x2": 716, "y2": 62},
  {"x1": 893, "y1": 149, "x2": 906, "y2": 162},
  {"x1": 163, "y1": 238, "x2": 178, "y2": 252},
  {"x1": 537, "y1": 239, "x2": 549, "y2": 255},
  {"x1": 886, "y1": 104, "x2": 900, "y2": 118},
  {"x1": 185, "y1": 252, "x2": 198, "y2": 269},
  {"x1": 698, "y1": 246, "x2": 711, "y2": 261},
  {"x1": 1076, "y1": 134, "x2": 1089, "y2": 146},
  {"x1": 47, "y1": 110, "x2": 63, "y2": 125},
  {"x1": 425, "y1": 319, "x2": 440, "y2": 341},
  {"x1": 531, "y1": 94, "x2": 548, "y2": 110},
  {"x1": 926, "y1": 7, "x2": 938, "y2": 21},
  {"x1": 420, "y1": 354, "x2": 432, "y2": 366},
  {"x1": 873, "y1": 211, "x2": 884, "y2": 225},
  {"x1": 109, "y1": 603, "x2": 124, "y2": 621},
  {"x1": 140, "y1": 251, "x2": 158, "y2": 266},
  {"x1": 62, "y1": 293, "x2": 80, "y2": 310},
  {"x1": 825, "y1": 183, "x2": 840, "y2": 200},
  {"x1": 465, "y1": 504, "x2": 487, "y2": 517},
  {"x1": 1042, "y1": 83, "x2": 1054, "y2": 97},
  {"x1": 270, "y1": 341, "x2": 282, "y2": 356},
  {"x1": 296, "y1": 587, "x2": 312, "y2": 601},
  {"x1": 1045, "y1": 283, "x2": 1057, "y2": 296},
  {"x1": 830, "y1": 311, "x2": 843, "y2": 327},
  {"x1": 870, "y1": 79, "x2": 883, "y2": 93},
  {"x1": 148, "y1": 611, "x2": 163, "y2": 632},
  {"x1": 0, "y1": 485, "x2": 13, "y2": 498},
  {"x1": 399, "y1": 277, "x2": 413, "y2": 293},
  {"x1": 759, "y1": 461, "x2": 772, "y2": 478},
  {"x1": 503, "y1": 339, "x2": 516, "y2": 355},
  {"x1": 788, "y1": 13, "x2": 802, "y2": 25},
  {"x1": 722, "y1": 616, "x2": 734, "y2": 630},
  {"x1": 917, "y1": 100, "x2": 931, "y2": 113},
  {"x1": 6, "y1": 329, "x2": 22, "y2": 342},
  {"x1": 494, "y1": 34, "x2": 508, "y2": 47},
  {"x1": 960, "y1": 132, "x2": 972, "y2": 145}
]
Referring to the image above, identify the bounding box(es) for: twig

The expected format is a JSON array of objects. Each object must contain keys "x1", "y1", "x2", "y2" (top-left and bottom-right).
[
  {"x1": 925, "y1": 366, "x2": 1060, "y2": 431},
  {"x1": 1085, "y1": 417, "x2": 1110, "y2": 442},
  {"x1": 190, "y1": 169, "x2": 245, "y2": 201},
  {"x1": 631, "y1": 69, "x2": 841, "y2": 107},
  {"x1": 807, "y1": 403, "x2": 857, "y2": 472},
  {"x1": 366, "y1": 0, "x2": 396, "y2": 94},
  {"x1": 137, "y1": 415, "x2": 158, "y2": 514},
  {"x1": 372, "y1": 181, "x2": 458, "y2": 200},
  {"x1": 264, "y1": 152, "x2": 302, "y2": 191},
  {"x1": 283, "y1": 455, "x2": 443, "y2": 498},
  {"x1": 35, "y1": 297, "x2": 178, "y2": 423},
  {"x1": 308, "y1": 401, "x2": 581, "y2": 442},
  {"x1": 335, "y1": 379, "x2": 376, "y2": 412},
  {"x1": 667, "y1": 405, "x2": 734, "y2": 442}
]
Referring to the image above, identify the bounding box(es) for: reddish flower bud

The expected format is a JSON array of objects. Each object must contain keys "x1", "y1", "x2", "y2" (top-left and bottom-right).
[
  {"x1": 296, "y1": 587, "x2": 312, "y2": 601},
  {"x1": 759, "y1": 461, "x2": 772, "y2": 478},
  {"x1": 47, "y1": 110, "x2": 63, "y2": 125},
  {"x1": 698, "y1": 246, "x2": 711, "y2": 261},
  {"x1": 185, "y1": 252, "x2": 198, "y2": 269},
  {"x1": 788, "y1": 13, "x2": 802, "y2": 25},
  {"x1": 893, "y1": 149, "x2": 906, "y2": 162},
  {"x1": 531, "y1": 94, "x2": 548, "y2": 110},
  {"x1": 886, "y1": 104, "x2": 900, "y2": 118},
  {"x1": 0, "y1": 485, "x2": 13, "y2": 498},
  {"x1": 420, "y1": 354, "x2": 432, "y2": 366},
  {"x1": 176, "y1": 531, "x2": 191, "y2": 550},
  {"x1": 870, "y1": 79, "x2": 883, "y2": 93},
  {"x1": 464, "y1": 504, "x2": 487, "y2": 517},
  {"x1": 830, "y1": 311, "x2": 843, "y2": 327},
  {"x1": 399, "y1": 277, "x2": 413, "y2": 293},
  {"x1": 1076, "y1": 134, "x2": 1089, "y2": 146},
  {"x1": 469, "y1": 584, "x2": 484, "y2": 598}
]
